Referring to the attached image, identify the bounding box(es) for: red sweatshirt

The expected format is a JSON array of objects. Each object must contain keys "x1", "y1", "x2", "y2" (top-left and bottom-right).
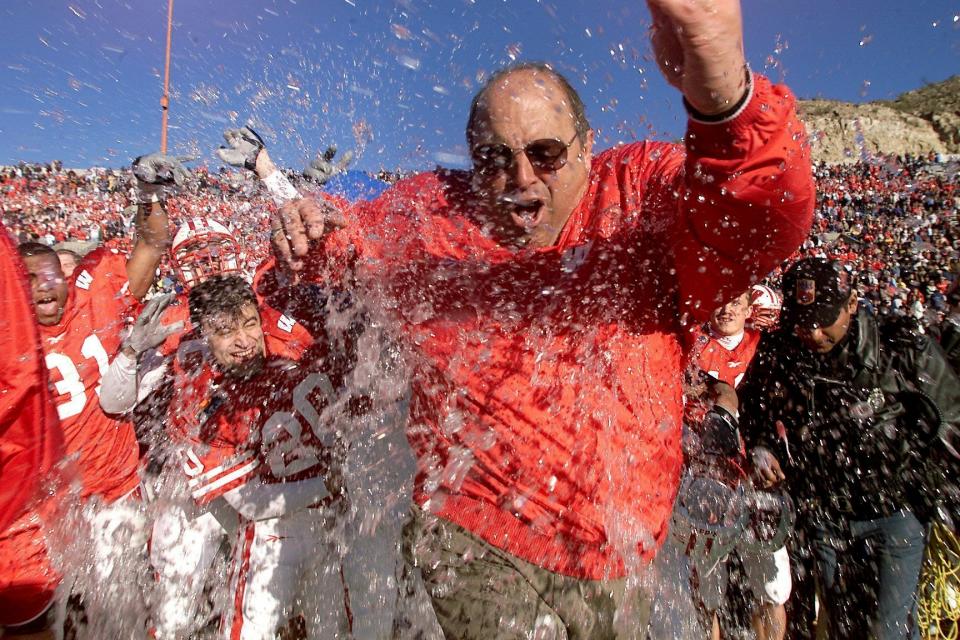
[{"x1": 270, "y1": 74, "x2": 813, "y2": 579}]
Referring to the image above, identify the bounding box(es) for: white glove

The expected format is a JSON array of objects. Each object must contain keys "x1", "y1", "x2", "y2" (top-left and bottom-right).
[
  {"x1": 132, "y1": 153, "x2": 194, "y2": 203},
  {"x1": 303, "y1": 146, "x2": 354, "y2": 184},
  {"x1": 122, "y1": 293, "x2": 184, "y2": 356},
  {"x1": 216, "y1": 126, "x2": 265, "y2": 171}
]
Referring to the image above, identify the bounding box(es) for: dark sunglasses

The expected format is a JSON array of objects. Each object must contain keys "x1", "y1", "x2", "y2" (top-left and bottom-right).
[{"x1": 472, "y1": 132, "x2": 580, "y2": 173}]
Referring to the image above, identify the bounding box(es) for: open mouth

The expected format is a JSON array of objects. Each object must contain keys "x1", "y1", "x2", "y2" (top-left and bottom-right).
[
  {"x1": 35, "y1": 295, "x2": 59, "y2": 318},
  {"x1": 500, "y1": 194, "x2": 545, "y2": 230},
  {"x1": 231, "y1": 348, "x2": 256, "y2": 362}
]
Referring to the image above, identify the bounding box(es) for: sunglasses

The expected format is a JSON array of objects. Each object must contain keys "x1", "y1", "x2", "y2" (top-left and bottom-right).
[{"x1": 472, "y1": 132, "x2": 580, "y2": 173}]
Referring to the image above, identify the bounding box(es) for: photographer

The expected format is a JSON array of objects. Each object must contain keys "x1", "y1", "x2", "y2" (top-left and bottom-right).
[{"x1": 739, "y1": 258, "x2": 960, "y2": 639}]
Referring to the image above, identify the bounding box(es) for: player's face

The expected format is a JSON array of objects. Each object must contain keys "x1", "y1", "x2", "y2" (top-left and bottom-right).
[
  {"x1": 23, "y1": 253, "x2": 69, "y2": 326},
  {"x1": 710, "y1": 292, "x2": 751, "y2": 336},
  {"x1": 201, "y1": 303, "x2": 266, "y2": 375},
  {"x1": 794, "y1": 295, "x2": 858, "y2": 354},
  {"x1": 470, "y1": 69, "x2": 593, "y2": 249}
]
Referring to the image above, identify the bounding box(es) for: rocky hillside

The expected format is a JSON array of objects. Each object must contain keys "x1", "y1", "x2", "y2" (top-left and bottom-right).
[{"x1": 798, "y1": 76, "x2": 960, "y2": 164}]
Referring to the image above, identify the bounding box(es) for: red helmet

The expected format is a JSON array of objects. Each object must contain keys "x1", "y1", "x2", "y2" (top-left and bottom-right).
[{"x1": 170, "y1": 217, "x2": 241, "y2": 290}]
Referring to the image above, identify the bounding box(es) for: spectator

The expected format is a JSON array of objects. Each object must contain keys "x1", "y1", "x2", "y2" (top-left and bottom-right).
[{"x1": 55, "y1": 248, "x2": 81, "y2": 278}]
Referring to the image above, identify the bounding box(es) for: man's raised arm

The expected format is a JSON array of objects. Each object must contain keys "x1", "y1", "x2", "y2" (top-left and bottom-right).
[
  {"x1": 125, "y1": 153, "x2": 194, "y2": 300},
  {"x1": 647, "y1": 0, "x2": 815, "y2": 321}
]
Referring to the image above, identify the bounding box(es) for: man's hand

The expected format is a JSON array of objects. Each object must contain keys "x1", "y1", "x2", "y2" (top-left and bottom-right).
[
  {"x1": 750, "y1": 446, "x2": 785, "y2": 488},
  {"x1": 647, "y1": 0, "x2": 748, "y2": 116},
  {"x1": 132, "y1": 153, "x2": 194, "y2": 203},
  {"x1": 121, "y1": 293, "x2": 184, "y2": 357},
  {"x1": 271, "y1": 198, "x2": 347, "y2": 277},
  {"x1": 216, "y1": 127, "x2": 266, "y2": 171}
]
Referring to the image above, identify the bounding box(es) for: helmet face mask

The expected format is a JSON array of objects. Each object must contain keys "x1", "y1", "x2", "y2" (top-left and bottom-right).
[
  {"x1": 671, "y1": 455, "x2": 795, "y2": 568},
  {"x1": 171, "y1": 218, "x2": 242, "y2": 290},
  {"x1": 750, "y1": 284, "x2": 784, "y2": 329}
]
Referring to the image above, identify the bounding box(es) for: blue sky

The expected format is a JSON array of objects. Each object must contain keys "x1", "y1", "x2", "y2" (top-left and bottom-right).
[{"x1": 0, "y1": 0, "x2": 957, "y2": 171}]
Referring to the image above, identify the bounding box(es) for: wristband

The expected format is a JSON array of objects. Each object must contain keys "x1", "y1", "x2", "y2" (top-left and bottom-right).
[
  {"x1": 262, "y1": 171, "x2": 300, "y2": 206},
  {"x1": 684, "y1": 66, "x2": 754, "y2": 124}
]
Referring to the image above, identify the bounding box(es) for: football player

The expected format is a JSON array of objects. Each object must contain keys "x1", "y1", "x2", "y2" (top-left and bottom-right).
[
  {"x1": 2, "y1": 153, "x2": 185, "y2": 638},
  {"x1": 175, "y1": 275, "x2": 358, "y2": 639},
  {"x1": 98, "y1": 216, "x2": 314, "y2": 640},
  {"x1": 683, "y1": 290, "x2": 791, "y2": 640},
  {"x1": 217, "y1": 126, "x2": 414, "y2": 640}
]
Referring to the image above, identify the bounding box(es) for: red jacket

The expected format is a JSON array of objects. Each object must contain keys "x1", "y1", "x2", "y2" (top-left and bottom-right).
[
  {"x1": 285, "y1": 73, "x2": 813, "y2": 578},
  {"x1": 0, "y1": 226, "x2": 63, "y2": 532}
]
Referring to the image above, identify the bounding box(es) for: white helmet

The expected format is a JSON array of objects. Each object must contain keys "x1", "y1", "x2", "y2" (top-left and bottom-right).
[
  {"x1": 170, "y1": 217, "x2": 241, "y2": 290},
  {"x1": 750, "y1": 284, "x2": 783, "y2": 311}
]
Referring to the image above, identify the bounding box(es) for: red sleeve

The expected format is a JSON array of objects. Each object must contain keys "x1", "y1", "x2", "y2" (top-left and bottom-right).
[
  {"x1": 261, "y1": 306, "x2": 314, "y2": 361},
  {"x1": 0, "y1": 226, "x2": 63, "y2": 532},
  {"x1": 669, "y1": 73, "x2": 815, "y2": 321},
  {"x1": 87, "y1": 248, "x2": 138, "y2": 310}
]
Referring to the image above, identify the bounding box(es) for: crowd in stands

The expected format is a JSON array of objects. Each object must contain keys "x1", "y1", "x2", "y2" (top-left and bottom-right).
[
  {"x1": 4, "y1": 152, "x2": 958, "y2": 317},
  {"x1": 798, "y1": 153, "x2": 958, "y2": 325},
  {"x1": 2, "y1": 162, "x2": 322, "y2": 293}
]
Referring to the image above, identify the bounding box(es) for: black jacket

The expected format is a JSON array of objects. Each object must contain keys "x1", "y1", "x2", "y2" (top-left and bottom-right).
[
  {"x1": 739, "y1": 309, "x2": 960, "y2": 522},
  {"x1": 941, "y1": 317, "x2": 960, "y2": 374}
]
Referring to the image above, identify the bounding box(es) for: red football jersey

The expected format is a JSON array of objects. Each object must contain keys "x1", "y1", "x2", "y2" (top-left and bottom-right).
[
  {"x1": 39, "y1": 249, "x2": 140, "y2": 502},
  {"x1": 694, "y1": 327, "x2": 762, "y2": 389},
  {"x1": 173, "y1": 355, "x2": 345, "y2": 507}
]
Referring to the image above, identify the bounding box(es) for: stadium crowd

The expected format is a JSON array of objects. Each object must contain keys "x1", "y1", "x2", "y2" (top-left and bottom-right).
[{"x1": 5, "y1": 151, "x2": 957, "y2": 323}]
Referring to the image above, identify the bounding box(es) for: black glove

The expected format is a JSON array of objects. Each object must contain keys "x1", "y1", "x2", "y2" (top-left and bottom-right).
[{"x1": 699, "y1": 405, "x2": 742, "y2": 459}]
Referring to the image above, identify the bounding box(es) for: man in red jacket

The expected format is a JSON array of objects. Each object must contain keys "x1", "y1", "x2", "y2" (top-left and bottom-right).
[
  {"x1": 267, "y1": 0, "x2": 814, "y2": 636},
  {"x1": 0, "y1": 225, "x2": 64, "y2": 640}
]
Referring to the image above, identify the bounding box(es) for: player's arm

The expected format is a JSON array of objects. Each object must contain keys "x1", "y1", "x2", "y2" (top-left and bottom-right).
[
  {"x1": 645, "y1": 0, "x2": 814, "y2": 321},
  {"x1": 99, "y1": 294, "x2": 182, "y2": 415},
  {"x1": 126, "y1": 154, "x2": 194, "y2": 300},
  {"x1": 216, "y1": 126, "x2": 299, "y2": 205},
  {"x1": 218, "y1": 125, "x2": 358, "y2": 294}
]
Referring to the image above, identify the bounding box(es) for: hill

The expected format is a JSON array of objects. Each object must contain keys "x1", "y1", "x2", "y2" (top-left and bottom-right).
[{"x1": 798, "y1": 76, "x2": 959, "y2": 163}]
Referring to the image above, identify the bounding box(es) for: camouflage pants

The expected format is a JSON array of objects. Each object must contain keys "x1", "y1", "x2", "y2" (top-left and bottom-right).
[{"x1": 401, "y1": 507, "x2": 651, "y2": 640}]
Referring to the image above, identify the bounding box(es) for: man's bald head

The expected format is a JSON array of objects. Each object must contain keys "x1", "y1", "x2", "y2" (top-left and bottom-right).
[{"x1": 466, "y1": 62, "x2": 590, "y2": 148}]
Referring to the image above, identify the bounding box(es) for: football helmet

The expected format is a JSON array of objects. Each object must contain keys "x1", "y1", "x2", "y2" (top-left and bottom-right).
[
  {"x1": 750, "y1": 284, "x2": 783, "y2": 312},
  {"x1": 750, "y1": 284, "x2": 784, "y2": 329},
  {"x1": 170, "y1": 217, "x2": 241, "y2": 290}
]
